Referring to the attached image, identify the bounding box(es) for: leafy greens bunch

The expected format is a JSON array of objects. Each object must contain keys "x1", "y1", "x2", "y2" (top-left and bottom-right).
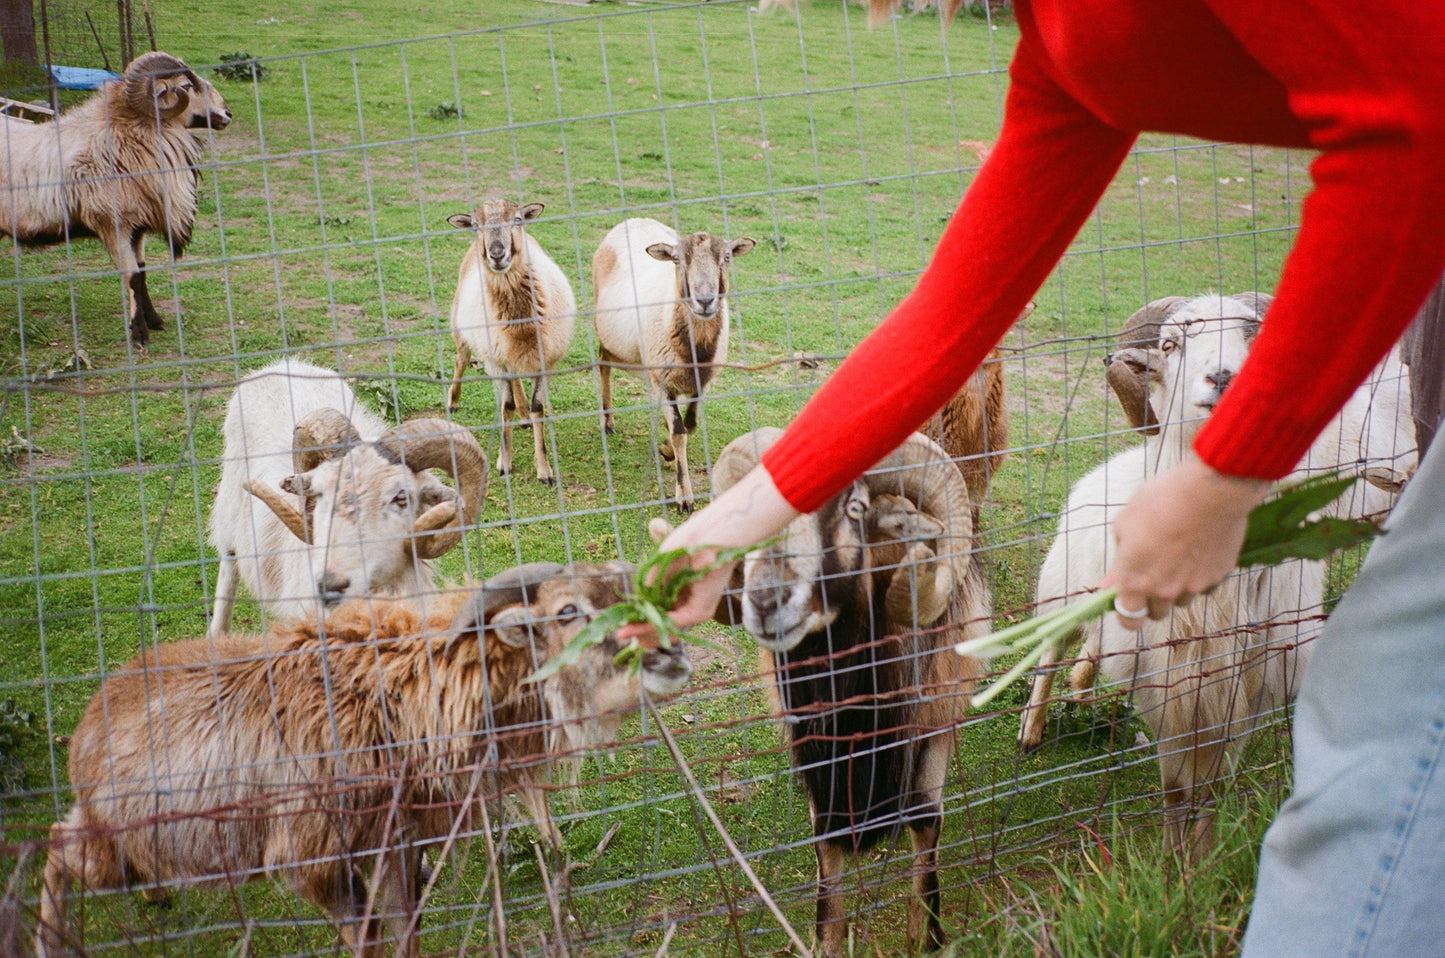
[{"x1": 957, "y1": 472, "x2": 1386, "y2": 709}]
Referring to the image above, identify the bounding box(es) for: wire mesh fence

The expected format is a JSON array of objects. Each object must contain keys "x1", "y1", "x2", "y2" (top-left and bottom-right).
[{"x1": 0, "y1": 1, "x2": 1418, "y2": 955}]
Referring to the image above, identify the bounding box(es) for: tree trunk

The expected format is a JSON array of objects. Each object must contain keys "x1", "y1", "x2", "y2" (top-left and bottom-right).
[{"x1": 1, "y1": 0, "x2": 39, "y2": 65}]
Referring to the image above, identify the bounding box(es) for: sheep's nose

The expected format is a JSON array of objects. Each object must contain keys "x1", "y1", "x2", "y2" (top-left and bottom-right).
[
  {"x1": 318, "y1": 573, "x2": 351, "y2": 606},
  {"x1": 1206, "y1": 369, "x2": 1233, "y2": 392},
  {"x1": 692, "y1": 293, "x2": 717, "y2": 315}
]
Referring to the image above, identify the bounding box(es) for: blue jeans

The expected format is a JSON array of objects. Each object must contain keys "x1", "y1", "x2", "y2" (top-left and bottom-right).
[{"x1": 1242, "y1": 432, "x2": 1445, "y2": 956}]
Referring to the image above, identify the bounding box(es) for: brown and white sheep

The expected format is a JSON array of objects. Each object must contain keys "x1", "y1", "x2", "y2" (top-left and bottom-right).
[
  {"x1": 592, "y1": 217, "x2": 755, "y2": 512},
  {"x1": 208, "y1": 358, "x2": 488, "y2": 638},
  {"x1": 446, "y1": 198, "x2": 577, "y2": 484},
  {"x1": 0, "y1": 52, "x2": 232, "y2": 347},
  {"x1": 709, "y1": 427, "x2": 987, "y2": 958},
  {"x1": 37, "y1": 560, "x2": 692, "y2": 958}
]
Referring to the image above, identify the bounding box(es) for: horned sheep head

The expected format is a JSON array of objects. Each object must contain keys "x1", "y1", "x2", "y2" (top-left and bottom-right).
[
  {"x1": 120, "y1": 51, "x2": 232, "y2": 131},
  {"x1": 1103, "y1": 292, "x2": 1272, "y2": 436},
  {"x1": 245, "y1": 413, "x2": 488, "y2": 605},
  {"x1": 710, "y1": 427, "x2": 975, "y2": 653}
]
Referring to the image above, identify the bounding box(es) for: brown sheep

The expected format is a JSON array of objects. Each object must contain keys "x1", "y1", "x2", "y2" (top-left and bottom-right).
[
  {"x1": 37, "y1": 561, "x2": 691, "y2": 957},
  {"x1": 0, "y1": 52, "x2": 232, "y2": 346}
]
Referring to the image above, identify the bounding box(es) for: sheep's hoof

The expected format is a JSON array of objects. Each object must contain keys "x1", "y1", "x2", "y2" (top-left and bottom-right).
[
  {"x1": 673, "y1": 498, "x2": 694, "y2": 515},
  {"x1": 144, "y1": 312, "x2": 166, "y2": 331},
  {"x1": 658, "y1": 444, "x2": 676, "y2": 462},
  {"x1": 537, "y1": 474, "x2": 556, "y2": 486},
  {"x1": 603, "y1": 422, "x2": 616, "y2": 435}
]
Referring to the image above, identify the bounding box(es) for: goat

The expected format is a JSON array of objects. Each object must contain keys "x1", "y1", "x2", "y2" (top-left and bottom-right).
[
  {"x1": 445, "y1": 198, "x2": 577, "y2": 484},
  {"x1": 592, "y1": 217, "x2": 755, "y2": 512},
  {"x1": 37, "y1": 560, "x2": 692, "y2": 958},
  {"x1": 710, "y1": 427, "x2": 987, "y2": 958},
  {"x1": 208, "y1": 358, "x2": 488, "y2": 638},
  {"x1": 1018, "y1": 293, "x2": 1415, "y2": 858},
  {"x1": 0, "y1": 51, "x2": 232, "y2": 347}
]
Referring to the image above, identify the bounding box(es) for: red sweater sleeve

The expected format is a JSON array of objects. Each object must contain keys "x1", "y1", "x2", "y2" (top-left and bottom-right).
[
  {"x1": 1191, "y1": 1, "x2": 1445, "y2": 477},
  {"x1": 760, "y1": 35, "x2": 1136, "y2": 513}
]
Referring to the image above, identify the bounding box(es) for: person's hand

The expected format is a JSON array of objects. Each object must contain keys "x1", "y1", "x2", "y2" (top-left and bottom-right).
[
  {"x1": 1100, "y1": 454, "x2": 1270, "y2": 629},
  {"x1": 615, "y1": 465, "x2": 799, "y2": 643}
]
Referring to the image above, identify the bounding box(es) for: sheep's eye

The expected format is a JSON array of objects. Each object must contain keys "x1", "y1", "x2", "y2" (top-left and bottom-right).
[
  {"x1": 1160, "y1": 339, "x2": 1179, "y2": 354},
  {"x1": 557, "y1": 604, "x2": 583, "y2": 622},
  {"x1": 844, "y1": 498, "x2": 867, "y2": 521},
  {"x1": 392, "y1": 490, "x2": 411, "y2": 508}
]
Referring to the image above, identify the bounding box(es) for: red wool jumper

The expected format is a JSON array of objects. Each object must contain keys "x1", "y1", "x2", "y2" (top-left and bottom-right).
[{"x1": 761, "y1": 0, "x2": 1445, "y2": 514}]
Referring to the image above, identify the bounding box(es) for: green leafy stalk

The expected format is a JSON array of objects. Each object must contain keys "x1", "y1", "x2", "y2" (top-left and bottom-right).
[
  {"x1": 524, "y1": 540, "x2": 761, "y2": 685},
  {"x1": 958, "y1": 471, "x2": 1385, "y2": 710}
]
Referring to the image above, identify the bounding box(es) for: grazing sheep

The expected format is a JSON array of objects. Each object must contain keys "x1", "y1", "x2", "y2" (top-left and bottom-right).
[
  {"x1": 1018, "y1": 292, "x2": 1415, "y2": 858},
  {"x1": 37, "y1": 561, "x2": 692, "y2": 958},
  {"x1": 592, "y1": 217, "x2": 755, "y2": 512},
  {"x1": 710, "y1": 427, "x2": 987, "y2": 958},
  {"x1": 445, "y1": 198, "x2": 577, "y2": 484},
  {"x1": 208, "y1": 359, "x2": 488, "y2": 638},
  {"x1": 0, "y1": 52, "x2": 232, "y2": 346}
]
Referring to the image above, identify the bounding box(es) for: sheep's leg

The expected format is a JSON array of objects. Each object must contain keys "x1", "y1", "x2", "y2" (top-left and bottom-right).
[
  {"x1": 97, "y1": 219, "x2": 150, "y2": 347},
  {"x1": 597, "y1": 346, "x2": 618, "y2": 434},
  {"x1": 206, "y1": 550, "x2": 238, "y2": 639},
  {"x1": 905, "y1": 733, "x2": 949, "y2": 954},
  {"x1": 447, "y1": 339, "x2": 472, "y2": 413},
  {"x1": 520, "y1": 783, "x2": 563, "y2": 850},
  {"x1": 494, "y1": 378, "x2": 516, "y2": 477},
  {"x1": 814, "y1": 838, "x2": 850, "y2": 958},
  {"x1": 132, "y1": 232, "x2": 164, "y2": 331},
  {"x1": 373, "y1": 845, "x2": 421, "y2": 958},
  {"x1": 527, "y1": 377, "x2": 555, "y2": 485},
  {"x1": 664, "y1": 390, "x2": 693, "y2": 513},
  {"x1": 37, "y1": 810, "x2": 126, "y2": 958},
  {"x1": 1019, "y1": 624, "x2": 1082, "y2": 752}
]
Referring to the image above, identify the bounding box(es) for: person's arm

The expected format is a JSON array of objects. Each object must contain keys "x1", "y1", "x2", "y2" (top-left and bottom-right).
[
  {"x1": 628, "y1": 34, "x2": 1136, "y2": 634},
  {"x1": 760, "y1": 31, "x2": 1137, "y2": 513},
  {"x1": 1106, "y1": 2, "x2": 1445, "y2": 625}
]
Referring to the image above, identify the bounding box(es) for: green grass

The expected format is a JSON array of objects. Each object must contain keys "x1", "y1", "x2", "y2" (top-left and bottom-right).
[{"x1": 0, "y1": 1, "x2": 1325, "y2": 954}]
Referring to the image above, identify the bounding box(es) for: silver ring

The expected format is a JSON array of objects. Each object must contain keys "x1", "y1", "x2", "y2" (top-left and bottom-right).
[{"x1": 1113, "y1": 597, "x2": 1150, "y2": 620}]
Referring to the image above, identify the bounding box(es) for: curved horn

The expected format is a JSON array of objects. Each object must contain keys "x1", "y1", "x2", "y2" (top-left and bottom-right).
[
  {"x1": 120, "y1": 52, "x2": 190, "y2": 120},
  {"x1": 293, "y1": 408, "x2": 363, "y2": 475},
  {"x1": 711, "y1": 426, "x2": 786, "y2": 495},
  {"x1": 1106, "y1": 296, "x2": 1191, "y2": 434},
  {"x1": 244, "y1": 480, "x2": 310, "y2": 543},
  {"x1": 1228, "y1": 291, "x2": 1273, "y2": 342},
  {"x1": 375, "y1": 419, "x2": 489, "y2": 559},
  {"x1": 858, "y1": 433, "x2": 975, "y2": 626}
]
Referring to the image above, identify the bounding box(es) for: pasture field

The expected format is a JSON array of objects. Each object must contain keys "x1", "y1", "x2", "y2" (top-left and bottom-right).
[{"x1": 2, "y1": 1, "x2": 1319, "y2": 954}]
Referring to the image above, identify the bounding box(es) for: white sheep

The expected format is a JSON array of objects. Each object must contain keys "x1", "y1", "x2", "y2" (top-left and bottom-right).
[
  {"x1": 1018, "y1": 292, "x2": 1415, "y2": 858},
  {"x1": 592, "y1": 217, "x2": 755, "y2": 512},
  {"x1": 37, "y1": 562, "x2": 693, "y2": 958},
  {"x1": 208, "y1": 358, "x2": 488, "y2": 638},
  {"x1": 445, "y1": 198, "x2": 577, "y2": 485},
  {"x1": 0, "y1": 52, "x2": 232, "y2": 347}
]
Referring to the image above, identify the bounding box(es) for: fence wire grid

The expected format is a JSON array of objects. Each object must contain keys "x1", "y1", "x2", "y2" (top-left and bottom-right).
[{"x1": 0, "y1": 2, "x2": 1418, "y2": 956}]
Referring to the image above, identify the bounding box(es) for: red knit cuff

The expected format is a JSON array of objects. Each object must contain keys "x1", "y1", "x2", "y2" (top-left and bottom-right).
[{"x1": 1192, "y1": 412, "x2": 1321, "y2": 481}]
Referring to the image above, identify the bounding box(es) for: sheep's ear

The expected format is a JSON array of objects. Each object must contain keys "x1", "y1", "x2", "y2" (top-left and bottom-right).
[
  {"x1": 645, "y1": 242, "x2": 679, "y2": 264},
  {"x1": 868, "y1": 504, "x2": 946, "y2": 542},
  {"x1": 520, "y1": 202, "x2": 545, "y2": 222},
  {"x1": 490, "y1": 605, "x2": 539, "y2": 649},
  {"x1": 279, "y1": 474, "x2": 314, "y2": 498},
  {"x1": 447, "y1": 213, "x2": 475, "y2": 230},
  {"x1": 729, "y1": 237, "x2": 756, "y2": 260}
]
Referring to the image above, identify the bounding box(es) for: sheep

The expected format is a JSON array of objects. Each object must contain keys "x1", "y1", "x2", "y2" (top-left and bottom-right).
[
  {"x1": 36, "y1": 560, "x2": 693, "y2": 958},
  {"x1": 0, "y1": 51, "x2": 232, "y2": 347},
  {"x1": 709, "y1": 426, "x2": 987, "y2": 958},
  {"x1": 592, "y1": 217, "x2": 755, "y2": 512},
  {"x1": 445, "y1": 198, "x2": 577, "y2": 485},
  {"x1": 1017, "y1": 292, "x2": 1416, "y2": 858},
  {"x1": 208, "y1": 358, "x2": 488, "y2": 638},
  {"x1": 921, "y1": 302, "x2": 1032, "y2": 509}
]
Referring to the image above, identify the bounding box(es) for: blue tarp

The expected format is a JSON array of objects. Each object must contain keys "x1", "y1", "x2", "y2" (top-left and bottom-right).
[{"x1": 47, "y1": 66, "x2": 121, "y2": 91}]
